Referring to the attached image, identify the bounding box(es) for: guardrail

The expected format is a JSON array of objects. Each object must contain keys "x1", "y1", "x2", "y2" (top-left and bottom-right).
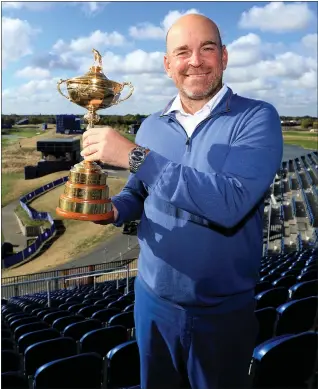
[
  {"x1": 1, "y1": 259, "x2": 138, "y2": 299},
  {"x1": 3, "y1": 176, "x2": 69, "y2": 268}
]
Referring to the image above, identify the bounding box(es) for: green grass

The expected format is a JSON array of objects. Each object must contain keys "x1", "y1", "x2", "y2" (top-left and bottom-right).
[
  {"x1": 284, "y1": 139, "x2": 318, "y2": 150},
  {"x1": 283, "y1": 131, "x2": 318, "y2": 137},
  {"x1": 1, "y1": 173, "x2": 25, "y2": 204},
  {"x1": 14, "y1": 205, "x2": 51, "y2": 228}
]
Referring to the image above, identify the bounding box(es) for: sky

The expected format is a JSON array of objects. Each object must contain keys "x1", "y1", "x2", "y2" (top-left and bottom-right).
[{"x1": 2, "y1": 1, "x2": 318, "y2": 117}]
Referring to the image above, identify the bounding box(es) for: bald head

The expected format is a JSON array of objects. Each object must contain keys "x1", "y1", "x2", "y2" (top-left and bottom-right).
[{"x1": 166, "y1": 14, "x2": 222, "y2": 53}]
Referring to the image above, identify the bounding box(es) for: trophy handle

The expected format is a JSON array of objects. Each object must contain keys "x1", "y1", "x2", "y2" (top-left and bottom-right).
[
  {"x1": 113, "y1": 82, "x2": 134, "y2": 105},
  {"x1": 57, "y1": 79, "x2": 70, "y2": 100}
]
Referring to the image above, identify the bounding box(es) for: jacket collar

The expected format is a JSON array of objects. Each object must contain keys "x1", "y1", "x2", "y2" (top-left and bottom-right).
[{"x1": 160, "y1": 86, "x2": 233, "y2": 118}]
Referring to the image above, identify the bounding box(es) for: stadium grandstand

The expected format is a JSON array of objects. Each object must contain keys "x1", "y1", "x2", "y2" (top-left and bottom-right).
[{"x1": 1, "y1": 151, "x2": 318, "y2": 389}]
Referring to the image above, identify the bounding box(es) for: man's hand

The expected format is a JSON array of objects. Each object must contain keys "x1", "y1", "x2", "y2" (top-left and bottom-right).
[
  {"x1": 81, "y1": 126, "x2": 136, "y2": 169},
  {"x1": 93, "y1": 203, "x2": 119, "y2": 225}
]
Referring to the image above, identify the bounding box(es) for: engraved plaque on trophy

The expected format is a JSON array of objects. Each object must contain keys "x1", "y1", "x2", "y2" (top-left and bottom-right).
[{"x1": 56, "y1": 49, "x2": 134, "y2": 221}]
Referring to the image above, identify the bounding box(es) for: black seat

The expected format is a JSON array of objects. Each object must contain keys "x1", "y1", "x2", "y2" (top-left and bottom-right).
[
  {"x1": 297, "y1": 270, "x2": 317, "y2": 282},
  {"x1": 108, "y1": 311, "x2": 135, "y2": 330},
  {"x1": 18, "y1": 328, "x2": 60, "y2": 354},
  {"x1": 14, "y1": 321, "x2": 49, "y2": 341},
  {"x1": 67, "y1": 304, "x2": 89, "y2": 314},
  {"x1": 51, "y1": 315, "x2": 85, "y2": 332},
  {"x1": 63, "y1": 319, "x2": 101, "y2": 341},
  {"x1": 80, "y1": 326, "x2": 128, "y2": 357},
  {"x1": 123, "y1": 303, "x2": 135, "y2": 313},
  {"x1": 91, "y1": 308, "x2": 121, "y2": 323},
  {"x1": 251, "y1": 331, "x2": 318, "y2": 388},
  {"x1": 106, "y1": 340, "x2": 140, "y2": 388},
  {"x1": 77, "y1": 305, "x2": 104, "y2": 318},
  {"x1": 2, "y1": 329, "x2": 11, "y2": 339},
  {"x1": 43, "y1": 311, "x2": 70, "y2": 325},
  {"x1": 10, "y1": 316, "x2": 39, "y2": 332},
  {"x1": 24, "y1": 337, "x2": 77, "y2": 377},
  {"x1": 274, "y1": 296, "x2": 318, "y2": 336},
  {"x1": 289, "y1": 280, "x2": 318, "y2": 300},
  {"x1": 1, "y1": 350, "x2": 20, "y2": 373},
  {"x1": 33, "y1": 352, "x2": 102, "y2": 389},
  {"x1": 255, "y1": 287, "x2": 289, "y2": 310},
  {"x1": 107, "y1": 299, "x2": 130, "y2": 310},
  {"x1": 255, "y1": 281, "x2": 271, "y2": 295},
  {"x1": 272, "y1": 275, "x2": 297, "y2": 289},
  {"x1": 254, "y1": 307, "x2": 277, "y2": 346},
  {"x1": 1, "y1": 372, "x2": 29, "y2": 389}
]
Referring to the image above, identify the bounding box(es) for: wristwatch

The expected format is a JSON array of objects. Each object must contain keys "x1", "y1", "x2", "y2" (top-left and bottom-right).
[{"x1": 128, "y1": 145, "x2": 149, "y2": 173}]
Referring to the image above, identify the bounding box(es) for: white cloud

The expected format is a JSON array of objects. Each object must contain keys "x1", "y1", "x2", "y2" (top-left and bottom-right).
[
  {"x1": 227, "y1": 33, "x2": 263, "y2": 67},
  {"x1": 79, "y1": 1, "x2": 109, "y2": 17},
  {"x1": 129, "y1": 8, "x2": 201, "y2": 40},
  {"x1": 302, "y1": 33, "x2": 318, "y2": 55},
  {"x1": 15, "y1": 66, "x2": 51, "y2": 79},
  {"x1": 2, "y1": 17, "x2": 40, "y2": 68},
  {"x1": 239, "y1": 2, "x2": 315, "y2": 33},
  {"x1": 2, "y1": 2, "x2": 53, "y2": 11},
  {"x1": 52, "y1": 30, "x2": 126, "y2": 55}
]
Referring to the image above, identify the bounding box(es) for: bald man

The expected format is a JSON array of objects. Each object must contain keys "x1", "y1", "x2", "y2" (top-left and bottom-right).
[{"x1": 81, "y1": 14, "x2": 283, "y2": 389}]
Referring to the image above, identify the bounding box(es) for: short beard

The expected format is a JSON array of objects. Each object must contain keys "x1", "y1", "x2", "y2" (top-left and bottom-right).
[{"x1": 180, "y1": 77, "x2": 223, "y2": 101}]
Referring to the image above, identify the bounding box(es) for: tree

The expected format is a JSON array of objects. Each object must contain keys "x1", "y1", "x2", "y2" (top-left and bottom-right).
[{"x1": 301, "y1": 118, "x2": 314, "y2": 129}]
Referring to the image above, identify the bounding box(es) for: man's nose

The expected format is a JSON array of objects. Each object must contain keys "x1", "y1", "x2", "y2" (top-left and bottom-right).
[{"x1": 188, "y1": 51, "x2": 203, "y2": 67}]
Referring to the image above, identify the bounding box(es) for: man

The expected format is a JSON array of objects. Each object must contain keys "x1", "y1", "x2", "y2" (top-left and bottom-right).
[{"x1": 81, "y1": 14, "x2": 283, "y2": 389}]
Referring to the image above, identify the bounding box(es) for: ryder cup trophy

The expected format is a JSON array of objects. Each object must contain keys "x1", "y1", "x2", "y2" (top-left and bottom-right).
[{"x1": 56, "y1": 48, "x2": 134, "y2": 221}]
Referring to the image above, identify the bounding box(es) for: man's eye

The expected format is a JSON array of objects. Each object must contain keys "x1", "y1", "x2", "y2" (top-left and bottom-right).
[
  {"x1": 177, "y1": 51, "x2": 187, "y2": 56},
  {"x1": 203, "y1": 47, "x2": 215, "y2": 51}
]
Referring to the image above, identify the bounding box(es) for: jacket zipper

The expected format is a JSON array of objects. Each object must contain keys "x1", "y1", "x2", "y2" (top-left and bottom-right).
[{"x1": 169, "y1": 108, "x2": 230, "y2": 152}]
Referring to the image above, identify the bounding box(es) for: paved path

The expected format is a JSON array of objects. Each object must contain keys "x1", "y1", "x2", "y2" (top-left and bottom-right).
[
  {"x1": 54, "y1": 233, "x2": 139, "y2": 270},
  {"x1": 2, "y1": 200, "x2": 27, "y2": 251}
]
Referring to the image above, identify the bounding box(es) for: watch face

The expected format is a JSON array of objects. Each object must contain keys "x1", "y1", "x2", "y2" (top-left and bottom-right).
[{"x1": 133, "y1": 150, "x2": 144, "y2": 162}]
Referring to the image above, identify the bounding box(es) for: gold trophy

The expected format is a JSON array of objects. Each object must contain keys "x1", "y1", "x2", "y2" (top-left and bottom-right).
[{"x1": 56, "y1": 48, "x2": 134, "y2": 221}]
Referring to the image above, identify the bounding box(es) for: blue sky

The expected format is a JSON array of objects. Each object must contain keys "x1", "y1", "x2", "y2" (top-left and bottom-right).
[{"x1": 2, "y1": 1, "x2": 317, "y2": 116}]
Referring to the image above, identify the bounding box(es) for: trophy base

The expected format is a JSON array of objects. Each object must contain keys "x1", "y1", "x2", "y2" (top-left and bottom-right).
[{"x1": 56, "y1": 207, "x2": 114, "y2": 222}]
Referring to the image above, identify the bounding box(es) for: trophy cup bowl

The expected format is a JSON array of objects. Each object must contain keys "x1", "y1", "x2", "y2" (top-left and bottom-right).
[{"x1": 56, "y1": 48, "x2": 134, "y2": 221}]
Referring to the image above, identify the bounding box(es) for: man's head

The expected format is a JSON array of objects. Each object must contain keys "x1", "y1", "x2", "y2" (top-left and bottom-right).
[{"x1": 164, "y1": 14, "x2": 228, "y2": 101}]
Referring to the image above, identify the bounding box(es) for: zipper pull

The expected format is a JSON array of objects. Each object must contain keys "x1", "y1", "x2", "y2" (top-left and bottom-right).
[{"x1": 186, "y1": 137, "x2": 190, "y2": 146}]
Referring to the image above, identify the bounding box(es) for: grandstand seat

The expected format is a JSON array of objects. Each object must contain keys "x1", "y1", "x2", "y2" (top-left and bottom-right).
[
  {"x1": 281, "y1": 269, "x2": 300, "y2": 277},
  {"x1": 255, "y1": 287, "x2": 289, "y2": 310},
  {"x1": 91, "y1": 308, "x2": 121, "y2": 323},
  {"x1": 93, "y1": 299, "x2": 110, "y2": 307},
  {"x1": 254, "y1": 308, "x2": 277, "y2": 346},
  {"x1": 272, "y1": 275, "x2": 297, "y2": 288},
  {"x1": 297, "y1": 270, "x2": 317, "y2": 282},
  {"x1": 63, "y1": 319, "x2": 102, "y2": 341},
  {"x1": 14, "y1": 321, "x2": 49, "y2": 341},
  {"x1": 255, "y1": 281, "x2": 271, "y2": 295},
  {"x1": 301, "y1": 264, "x2": 317, "y2": 274},
  {"x1": 2, "y1": 338, "x2": 14, "y2": 350},
  {"x1": 67, "y1": 303, "x2": 89, "y2": 314},
  {"x1": 274, "y1": 297, "x2": 318, "y2": 336},
  {"x1": 107, "y1": 299, "x2": 131, "y2": 310},
  {"x1": 1, "y1": 350, "x2": 21, "y2": 373},
  {"x1": 7, "y1": 313, "x2": 30, "y2": 324},
  {"x1": 43, "y1": 311, "x2": 70, "y2": 325},
  {"x1": 10, "y1": 317, "x2": 39, "y2": 332},
  {"x1": 24, "y1": 337, "x2": 77, "y2": 377},
  {"x1": 77, "y1": 305, "x2": 104, "y2": 318},
  {"x1": 18, "y1": 328, "x2": 60, "y2": 354},
  {"x1": 33, "y1": 352, "x2": 103, "y2": 389},
  {"x1": 106, "y1": 340, "x2": 140, "y2": 388},
  {"x1": 123, "y1": 303, "x2": 135, "y2": 313},
  {"x1": 58, "y1": 303, "x2": 74, "y2": 310},
  {"x1": 52, "y1": 315, "x2": 85, "y2": 332},
  {"x1": 1, "y1": 372, "x2": 29, "y2": 389},
  {"x1": 79, "y1": 326, "x2": 128, "y2": 357},
  {"x1": 289, "y1": 280, "x2": 318, "y2": 300},
  {"x1": 37, "y1": 309, "x2": 60, "y2": 319},
  {"x1": 108, "y1": 311, "x2": 135, "y2": 330},
  {"x1": 251, "y1": 331, "x2": 318, "y2": 388}
]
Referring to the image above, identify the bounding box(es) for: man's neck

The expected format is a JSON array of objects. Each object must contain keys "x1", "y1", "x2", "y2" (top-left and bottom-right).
[{"x1": 180, "y1": 84, "x2": 223, "y2": 115}]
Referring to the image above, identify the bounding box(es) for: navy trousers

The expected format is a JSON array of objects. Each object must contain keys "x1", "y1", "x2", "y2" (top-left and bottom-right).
[{"x1": 134, "y1": 276, "x2": 259, "y2": 389}]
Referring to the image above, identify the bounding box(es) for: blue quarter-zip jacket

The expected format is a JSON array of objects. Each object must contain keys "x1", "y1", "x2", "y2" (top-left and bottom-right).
[{"x1": 112, "y1": 87, "x2": 283, "y2": 312}]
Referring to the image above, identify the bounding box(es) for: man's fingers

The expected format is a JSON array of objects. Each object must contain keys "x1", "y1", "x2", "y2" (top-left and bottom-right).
[
  {"x1": 82, "y1": 151, "x2": 100, "y2": 161},
  {"x1": 81, "y1": 145, "x2": 99, "y2": 157},
  {"x1": 82, "y1": 134, "x2": 100, "y2": 148}
]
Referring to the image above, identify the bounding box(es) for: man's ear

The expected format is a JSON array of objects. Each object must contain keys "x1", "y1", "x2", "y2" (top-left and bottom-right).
[
  {"x1": 164, "y1": 54, "x2": 172, "y2": 78},
  {"x1": 221, "y1": 45, "x2": 228, "y2": 71}
]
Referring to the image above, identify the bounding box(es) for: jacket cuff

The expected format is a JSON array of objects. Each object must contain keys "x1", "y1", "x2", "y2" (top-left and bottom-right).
[{"x1": 135, "y1": 150, "x2": 170, "y2": 189}]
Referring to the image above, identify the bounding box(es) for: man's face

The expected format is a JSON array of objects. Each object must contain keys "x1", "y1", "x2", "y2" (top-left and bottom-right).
[{"x1": 164, "y1": 21, "x2": 228, "y2": 100}]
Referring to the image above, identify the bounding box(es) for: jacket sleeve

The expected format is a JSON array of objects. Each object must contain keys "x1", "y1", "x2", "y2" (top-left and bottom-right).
[
  {"x1": 111, "y1": 173, "x2": 147, "y2": 227},
  {"x1": 135, "y1": 102, "x2": 283, "y2": 228}
]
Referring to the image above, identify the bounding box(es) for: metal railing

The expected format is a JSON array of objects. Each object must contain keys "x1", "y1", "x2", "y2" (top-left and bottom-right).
[{"x1": 2, "y1": 259, "x2": 138, "y2": 300}]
